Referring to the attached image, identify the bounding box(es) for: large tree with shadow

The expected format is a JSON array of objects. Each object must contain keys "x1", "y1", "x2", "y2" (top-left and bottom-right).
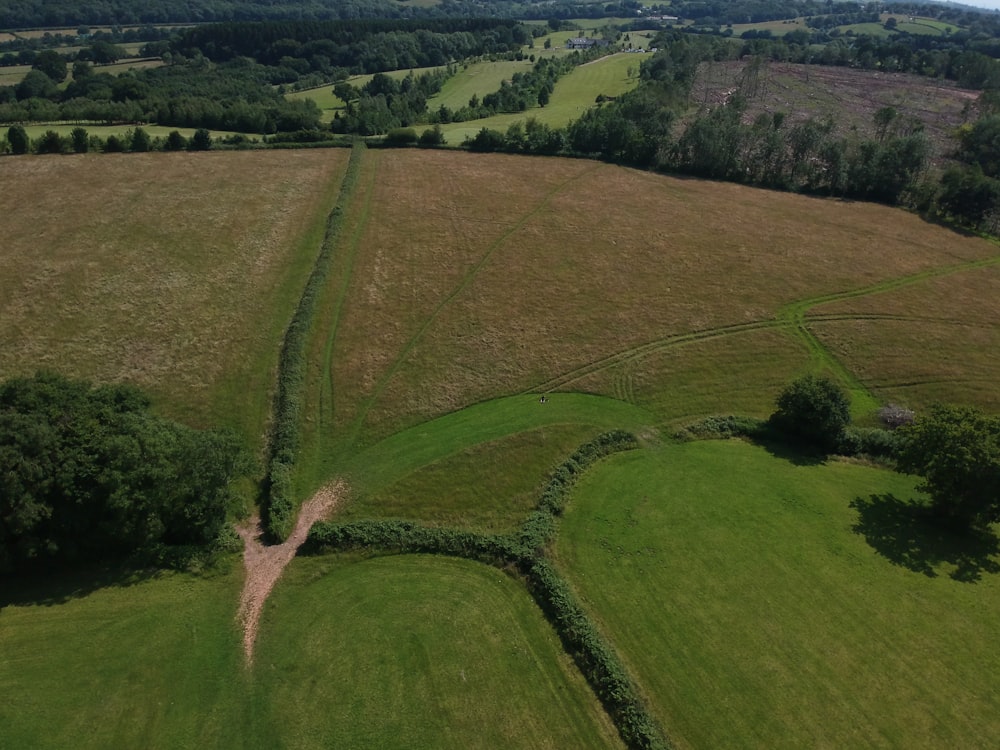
[{"x1": 897, "y1": 404, "x2": 1000, "y2": 530}]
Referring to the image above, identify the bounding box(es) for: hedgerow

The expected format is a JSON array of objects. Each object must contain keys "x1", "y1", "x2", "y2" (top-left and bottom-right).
[
  {"x1": 304, "y1": 430, "x2": 668, "y2": 750},
  {"x1": 263, "y1": 141, "x2": 364, "y2": 540}
]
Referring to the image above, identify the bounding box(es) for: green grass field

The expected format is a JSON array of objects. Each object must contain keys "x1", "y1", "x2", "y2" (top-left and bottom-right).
[
  {"x1": 555, "y1": 440, "x2": 1000, "y2": 748},
  {"x1": 285, "y1": 65, "x2": 446, "y2": 122},
  {"x1": 255, "y1": 554, "x2": 624, "y2": 749},
  {"x1": 0, "y1": 555, "x2": 622, "y2": 749},
  {"x1": 440, "y1": 52, "x2": 647, "y2": 143}
]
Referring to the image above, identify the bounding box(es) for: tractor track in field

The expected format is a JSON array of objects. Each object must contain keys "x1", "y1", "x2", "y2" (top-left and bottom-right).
[
  {"x1": 345, "y1": 161, "x2": 606, "y2": 446},
  {"x1": 236, "y1": 482, "x2": 344, "y2": 665},
  {"x1": 531, "y1": 253, "x2": 1000, "y2": 402}
]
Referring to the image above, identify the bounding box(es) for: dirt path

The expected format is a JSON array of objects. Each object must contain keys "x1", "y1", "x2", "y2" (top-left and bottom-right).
[{"x1": 236, "y1": 482, "x2": 344, "y2": 664}]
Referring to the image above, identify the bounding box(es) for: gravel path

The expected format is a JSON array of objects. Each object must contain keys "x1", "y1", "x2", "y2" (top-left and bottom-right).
[{"x1": 236, "y1": 483, "x2": 344, "y2": 664}]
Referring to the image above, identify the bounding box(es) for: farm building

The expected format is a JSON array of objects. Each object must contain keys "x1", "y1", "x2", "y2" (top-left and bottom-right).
[{"x1": 565, "y1": 38, "x2": 612, "y2": 49}]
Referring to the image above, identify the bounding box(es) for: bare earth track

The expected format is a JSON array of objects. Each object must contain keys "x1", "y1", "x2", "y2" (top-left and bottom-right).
[{"x1": 236, "y1": 483, "x2": 344, "y2": 663}]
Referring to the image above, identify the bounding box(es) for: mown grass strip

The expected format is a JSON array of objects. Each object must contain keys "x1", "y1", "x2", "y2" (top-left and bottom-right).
[{"x1": 264, "y1": 142, "x2": 365, "y2": 540}]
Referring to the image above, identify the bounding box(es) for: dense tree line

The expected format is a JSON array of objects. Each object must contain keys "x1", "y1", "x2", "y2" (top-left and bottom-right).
[{"x1": 0, "y1": 372, "x2": 248, "y2": 574}]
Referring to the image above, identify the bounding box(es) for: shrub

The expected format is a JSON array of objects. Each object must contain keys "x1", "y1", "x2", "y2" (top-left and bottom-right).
[
  {"x1": 770, "y1": 375, "x2": 851, "y2": 452},
  {"x1": 384, "y1": 127, "x2": 418, "y2": 146}
]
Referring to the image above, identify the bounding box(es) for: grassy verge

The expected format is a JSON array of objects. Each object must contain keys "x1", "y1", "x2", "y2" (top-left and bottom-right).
[{"x1": 555, "y1": 440, "x2": 1000, "y2": 748}]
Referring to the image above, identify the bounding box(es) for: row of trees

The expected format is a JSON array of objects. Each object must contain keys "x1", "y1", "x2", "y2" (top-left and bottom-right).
[
  {"x1": 2, "y1": 124, "x2": 214, "y2": 155},
  {"x1": 0, "y1": 372, "x2": 249, "y2": 573}
]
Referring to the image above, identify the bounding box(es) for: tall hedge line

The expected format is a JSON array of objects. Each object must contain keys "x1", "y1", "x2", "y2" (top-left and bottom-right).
[
  {"x1": 304, "y1": 430, "x2": 668, "y2": 749},
  {"x1": 264, "y1": 142, "x2": 364, "y2": 540}
]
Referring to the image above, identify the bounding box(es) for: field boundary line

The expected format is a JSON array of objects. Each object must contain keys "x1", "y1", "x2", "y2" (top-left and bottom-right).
[{"x1": 344, "y1": 161, "x2": 605, "y2": 447}]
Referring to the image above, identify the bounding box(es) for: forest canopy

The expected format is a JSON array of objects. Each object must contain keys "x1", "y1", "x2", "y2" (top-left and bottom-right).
[{"x1": 0, "y1": 372, "x2": 249, "y2": 574}]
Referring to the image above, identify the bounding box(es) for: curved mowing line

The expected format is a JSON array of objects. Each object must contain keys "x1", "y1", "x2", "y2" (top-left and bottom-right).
[
  {"x1": 530, "y1": 253, "x2": 1000, "y2": 404},
  {"x1": 344, "y1": 161, "x2": 606, "y2": 447},
  {"x1": 319, "y1": 149, "x2": 381, "y2": 437},
  {"x1": 342, "y1": 392, "x2": 654, "y2": 497}
]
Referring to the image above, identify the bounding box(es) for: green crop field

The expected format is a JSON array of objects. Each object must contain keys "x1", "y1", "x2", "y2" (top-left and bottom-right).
[
  {"x1": 3, "y1": 146, "x2": 1000, "y2": 748},
  {"x1": 440, "y1": 52, "x2": 647, "y2": 143},
  {"x1": 428, "y1": 58, "x2": 534, "y2": 112},
  {"x1": 555, "y1": 440, "x2": 1000, "y2": 748}
]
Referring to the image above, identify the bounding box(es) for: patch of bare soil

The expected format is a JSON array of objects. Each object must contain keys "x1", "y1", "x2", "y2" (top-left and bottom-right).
[{"x1": 235, "y1": 482, "x2": 344, "y2": 663}]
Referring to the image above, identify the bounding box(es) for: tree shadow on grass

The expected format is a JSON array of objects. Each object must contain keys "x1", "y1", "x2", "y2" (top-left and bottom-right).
[
  {"x1": 756, "y1": 437, "x2": 827, "y2": 467},
  {"x1": 850, "y1": 494, "x2": 1000, "y2": 583},
  {"x1": 0, "y1": 564, "x2": 162, "y2": 609}
]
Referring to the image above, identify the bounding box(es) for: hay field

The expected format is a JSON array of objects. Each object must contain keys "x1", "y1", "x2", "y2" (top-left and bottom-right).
[
  {"x1": 0, "y1": 149, "x2": 348, "y2": 443},
  {"x1": 301, "y1": 148, "x2": 998, "y2": 479}
]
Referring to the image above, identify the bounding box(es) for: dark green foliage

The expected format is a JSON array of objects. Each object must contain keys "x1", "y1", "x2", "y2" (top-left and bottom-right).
[
  {"x1": 0, "y1": 372, "x2": 249, "y2": 573},
  {"x1": 164, "y1": 130, "x2": 187, "y2": 151},
  {"x1": 937, "y1": 165, "x2": 1000, "y2": 230},
  {"x1": 383, "y1": 127, "x2": 417, "y2": 146},
  {"x1": 678, "y1": 415, "x2": 770, "y2": 441},
  {"x1": 897, "y1": 404, "x2": 1000, "y2": 529},
  {"x1": 770, "y1": 375, "x2": 851, "y2": 452},
  {"x1": 189, "y1": 128, "x2": 213, "y2": 151},
  {"x1": 70, "y1": 126, "x2": 90, "y2": 153},
  {"x1": 263, "y1": 142, "x2": 364, "y2": 540},
  {"x1": 129, "y1": 126, "x2": 151, "y2": 152},
  {"x1": 838, "y1": 426, "x2": 903, "y2": 459},
  {"x1": 7, "y1": 124, "x2": 29, "y2": 154},
  {"x1": 32, "y1": 50, "x2": 67, "y2": 83},
  {"x1": 419, "y1": 124, "x2": 444, "y2": 146},
  {"x1": 34, "y1": 130, "x2": 64, "y2": 154}
]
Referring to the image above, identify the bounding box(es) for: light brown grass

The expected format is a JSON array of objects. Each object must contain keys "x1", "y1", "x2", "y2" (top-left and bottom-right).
[
  {"x1": 0, "y1": 150, "x2": 348, "y2": 443},
  {"x1": 309, "y1": 149, "x2": 997, "y2": 454},
  {"x1": 809, "y1": 265, "x2": 1000, "y2": 411}
]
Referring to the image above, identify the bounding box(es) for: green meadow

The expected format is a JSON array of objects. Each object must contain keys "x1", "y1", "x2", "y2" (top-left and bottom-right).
[{"x1": 556, "y1": 440, "x2": 1000, "y2": 749}]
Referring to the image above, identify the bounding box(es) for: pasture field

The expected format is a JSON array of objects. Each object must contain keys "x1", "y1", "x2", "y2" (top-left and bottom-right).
[
  {"x1": 555, "y1": 440, "x2": 1000, "y2": 749},
  {"x1": 728, "y1": 17, "x2": 809, "y2": 35},
  {"x1": 0, "y1": 554, "x2": 623, "y2": 748},
  {"x1": 428, "y1": 58, "x2": 535, "y2": 112},
  {"x1": 4, "y1": 147, "x2": 1000, "y2": 747},
  {"x1": 0, "y1": 149, "x2": 347, "y2": 449},
  {"x1": 255, "y1": 554, "x2": 624, "y2": 749},
  {"x1": 0, "y1": 564, "x2": 257, "y2": 750},
  {"x1": 294, "y1": 148, "x2": 998, "y2": 499},
  {"x1": 0, "y1": 63, "x2": 30, "y2": 86},
  {"x1": 440, "y1": 52, "x2": 647, "y2": 143}
]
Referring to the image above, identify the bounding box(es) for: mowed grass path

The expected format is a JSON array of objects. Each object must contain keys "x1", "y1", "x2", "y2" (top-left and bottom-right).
[
  {"x1": 0, "y1": 150, "x2": 347, "y2": 445},
  {"x1": 555, "y1": 441, "x2": 1000, "y2": 749},
  {"x1": 254, "y1": 555, "x2": 624, "y2": 750}
]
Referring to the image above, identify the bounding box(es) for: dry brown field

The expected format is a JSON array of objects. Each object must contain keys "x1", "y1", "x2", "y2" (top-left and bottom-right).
[
  {"x1": 303, "y1": 148, "x2": 999, "y2": 460},
  {"x1": 0, "y1": 149, "x2": 348, "y2": 442}
]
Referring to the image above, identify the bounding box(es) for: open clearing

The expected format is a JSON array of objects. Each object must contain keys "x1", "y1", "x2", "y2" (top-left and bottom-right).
[{"x1": 556, "y1": 440, "x2": 1000, "y2": 749}]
